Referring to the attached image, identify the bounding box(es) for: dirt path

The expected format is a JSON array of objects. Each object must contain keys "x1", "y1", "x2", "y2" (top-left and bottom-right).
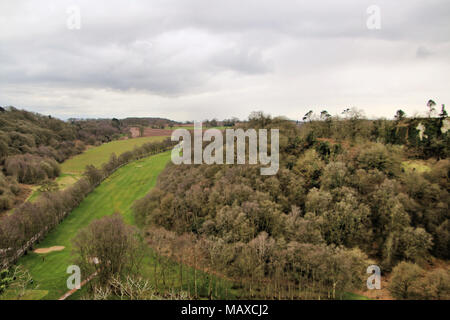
[{"x1": 58, "y1": 272, "x2": 98, "y2": 300}]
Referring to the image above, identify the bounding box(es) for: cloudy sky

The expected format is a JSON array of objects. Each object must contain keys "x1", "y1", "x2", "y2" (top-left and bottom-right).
[{"x1": 0, "y1": 0, "x2": 449, "y2": 121}]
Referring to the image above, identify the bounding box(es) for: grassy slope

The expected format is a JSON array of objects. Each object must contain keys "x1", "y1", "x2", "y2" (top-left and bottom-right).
[
  {"x1": 26, "y1": 136, "x2": 168, "y2": 203},
  {"x1": 61, "y1": 136, "x2": 167, "y2": 174},
  {"x1": 342, "y1": 292, "x2": 371, "y2": 300},
  {"x1": 0, "y1": 289, "x2": 49, "y2": 300},
  {"x1": 26, "y1": 137, "x2": 167, "y2": 202},
  {"x1": 19, "y1": 151, "x2": 172, "y2": 300}
]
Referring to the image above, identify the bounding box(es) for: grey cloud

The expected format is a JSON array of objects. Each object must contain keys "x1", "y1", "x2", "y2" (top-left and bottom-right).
[
  {"x1": 0, "y1": 8, "x2": 279, "y2": 94},
  {"x1": 0, "y1": 0, "x2": 449, "y2": 119},
  {"x1": 416, "y1": 46, "x2": 433, "y2": 58}
]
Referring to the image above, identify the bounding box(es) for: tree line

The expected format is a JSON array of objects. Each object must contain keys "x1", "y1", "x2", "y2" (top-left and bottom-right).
[{"x1": 299, "y1": 106, "x2": 449, "y2": 159}]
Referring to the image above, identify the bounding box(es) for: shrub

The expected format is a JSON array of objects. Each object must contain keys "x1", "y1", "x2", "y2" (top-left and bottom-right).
[
  {"x1": 357, "y1": 143, "x2": 402, "y2": 177},
  {"x1": 417, "y1": 268, "x2": 450, "y2": 300},
  {"x1": 5, "y1": 154, "x2": 60, "y2": 184},
  {"x1": 389, "y1": 261, "x2": 423, "y2": 299}
]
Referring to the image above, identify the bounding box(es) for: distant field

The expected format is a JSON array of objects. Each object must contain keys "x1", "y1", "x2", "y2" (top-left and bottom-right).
[
  {"x1": 169, "y1": 126, "x2": 227, "y2": 130},
  {"x1": 61, "y1": 136, "x2": 167, "y2": 174},
  {"x1": 169, "y1": 126, "x2": 195, "y2": 130},
  {"x1": 19, "y1": 151, "x2": 172, "y2": 299},
  {"x1": 130, "y1": 126, "x2": 228, "y2": 138}
]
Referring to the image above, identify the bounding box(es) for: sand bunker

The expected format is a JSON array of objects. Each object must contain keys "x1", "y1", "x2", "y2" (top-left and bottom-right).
[{"x1": 34, "y1": 246, "x2": 65, "y2": 254}]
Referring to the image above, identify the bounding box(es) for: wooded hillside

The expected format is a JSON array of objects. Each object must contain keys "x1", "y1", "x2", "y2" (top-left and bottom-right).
[{"x1": 134, "y1": 112, "x2": 449, "y2": 299}]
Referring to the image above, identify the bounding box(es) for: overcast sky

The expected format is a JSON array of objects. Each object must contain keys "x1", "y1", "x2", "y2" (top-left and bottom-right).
[{"x1": 1, "y1": 0, "x2": 449, "y2": 121}]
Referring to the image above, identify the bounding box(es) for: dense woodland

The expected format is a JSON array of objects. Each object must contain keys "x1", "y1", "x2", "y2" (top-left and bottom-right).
[
  {"x1": 120, "y1": 117, "x2": 176, "y2": 129},
  {"x1": 133, "y1": 109, "x2": 449, "y2": 299}
]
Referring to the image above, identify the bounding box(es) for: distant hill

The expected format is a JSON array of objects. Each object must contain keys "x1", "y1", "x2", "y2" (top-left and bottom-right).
[
  {"x1": 121, "y1": 117, "x2": 177, "y2": 128},
  {"x1": 0, "y1": 107, "x2": 126, "y2": 162}
]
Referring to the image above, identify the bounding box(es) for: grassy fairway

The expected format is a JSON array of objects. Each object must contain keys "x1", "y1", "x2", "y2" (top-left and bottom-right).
[
  {"x1": 19, "y1": 151, "x2": 172, "y2": 300},
  {"x1": 342, "y1": 292, "x2": 370, "y2": 300},
  {"x1": 0, "y1": 289, "x2": 49, "y2": 300},
  {"x1": 61, "y1": 136, "x2": 167, "y2": 174},
  {"x1": 25, "y1": 136, "x2": 167, "y2": 204}
]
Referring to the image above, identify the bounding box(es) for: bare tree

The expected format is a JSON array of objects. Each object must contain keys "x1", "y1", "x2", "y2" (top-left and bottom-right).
[
  {"x1": 427, "y1": 99, "x2": 436, "y2": 118},
  {"x1": 72, "y1": 213, "x2": 145, "y2": 286}
]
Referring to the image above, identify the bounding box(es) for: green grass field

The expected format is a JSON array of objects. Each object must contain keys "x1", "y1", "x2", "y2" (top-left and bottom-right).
[
  {"x1": 61, "y1": 136, "x2": 167, "y2": 174},
  {"x1": 18, "y1": 151, "x2": 172, "y2": 299},
  {"x1": 0, "y1": 289, "x2": 49, "y2": 300},
  {"x1": 342, "y1": 292, "x2": 370, "y2": 300}
]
